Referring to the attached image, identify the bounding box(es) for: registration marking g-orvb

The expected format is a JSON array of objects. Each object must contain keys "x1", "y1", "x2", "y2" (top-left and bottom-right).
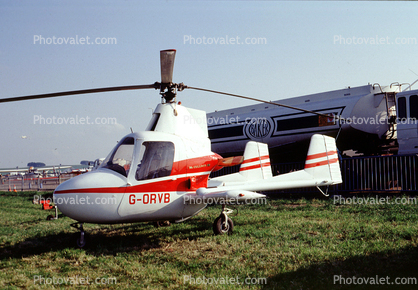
[{"x1": 129, "y1": 193, "x2": 170, "y2": 205}]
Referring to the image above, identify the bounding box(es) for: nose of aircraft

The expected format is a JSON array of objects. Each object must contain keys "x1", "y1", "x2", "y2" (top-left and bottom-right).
[{"x1": 53, "y1": 169, "x2": 127, "y2": 223}]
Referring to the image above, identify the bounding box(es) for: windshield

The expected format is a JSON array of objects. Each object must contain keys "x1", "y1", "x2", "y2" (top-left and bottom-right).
[
  {"x1": 135, "y1": 141, "x2": 174, "y2": 180},
  {"x1": 100, "y1": 137, "x2": 135, "y2": 177}
]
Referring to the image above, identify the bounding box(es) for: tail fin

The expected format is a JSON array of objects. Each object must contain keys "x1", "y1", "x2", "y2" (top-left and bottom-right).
[
  {"x1": 304, "y1": 134, "x2": 342, "y2": 184},
  {"x1": 239, "y1": 141, "x2": 273, "y2": 180}
]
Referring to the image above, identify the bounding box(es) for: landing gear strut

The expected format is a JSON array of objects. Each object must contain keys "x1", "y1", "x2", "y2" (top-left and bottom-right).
[
  {"x1": 46, "y1": 206, "x2": 59, "y2": 220},
  {"x1": 71, "y1": 222, "x2": 86, "y2": 248},
  {"x1": 213, "y1": 204, "x2": 234, "y2": 235}
]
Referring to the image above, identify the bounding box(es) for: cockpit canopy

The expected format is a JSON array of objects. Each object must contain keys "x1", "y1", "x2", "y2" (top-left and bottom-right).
[
  {"x1": 99, "y1": 137, "x2": 134, "y2": 177},
  {"x1": 99, "y1": 135, "x2": 175, "y2": 180},
  {"x1": 135, "y1": 141, "x2": 174, "y2": 180}
]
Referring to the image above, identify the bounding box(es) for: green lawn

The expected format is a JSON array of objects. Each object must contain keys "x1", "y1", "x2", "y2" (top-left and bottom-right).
[{"x1": 0, "y1": 191, "x2": 417, "y2": 289}]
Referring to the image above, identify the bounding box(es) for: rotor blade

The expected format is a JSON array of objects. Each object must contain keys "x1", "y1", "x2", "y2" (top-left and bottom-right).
[
  {"x1": 160, "y1": 49, "x2": 176, "y2": 84},
  {"x1": 184, "y1": 85, "x2": 345, "y2": 121},
  {"x1": 0, "y1": 84, "x2": 158, "y2": 103}
]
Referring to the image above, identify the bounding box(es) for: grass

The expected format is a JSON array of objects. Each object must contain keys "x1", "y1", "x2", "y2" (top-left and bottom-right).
[{"x1": 0, "y1": 191, "x2": 417, "y2": 289}]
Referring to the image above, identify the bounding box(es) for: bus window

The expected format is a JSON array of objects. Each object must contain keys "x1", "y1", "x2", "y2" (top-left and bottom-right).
[
  {"x1": 398, "y1": 97, "x2": 407, "y2": 121},
  {"x1": 409, "y1": 95, "x2": 418, "y2": 119}
]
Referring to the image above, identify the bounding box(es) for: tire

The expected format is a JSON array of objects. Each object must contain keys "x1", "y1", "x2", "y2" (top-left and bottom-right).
[
  {"x1": 213, "y1": 215, "x2": 234, "y2": 235},
  {"x1": 46, "y1": 215, "x2": 55, "y2": 221}
]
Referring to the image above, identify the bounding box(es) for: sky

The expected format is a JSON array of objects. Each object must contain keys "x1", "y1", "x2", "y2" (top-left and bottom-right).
[{"x1": 1, "y1": 0, "x2": 418, "y2": 168}]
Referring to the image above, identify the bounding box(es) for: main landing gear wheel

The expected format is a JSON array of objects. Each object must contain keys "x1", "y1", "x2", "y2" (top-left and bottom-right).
[
  {"x1": 213, "y1": 205, "x2": 234, "y2": 235},
  {"x1": 71, "y1": 222, "x2": 87, "y2": 248}
]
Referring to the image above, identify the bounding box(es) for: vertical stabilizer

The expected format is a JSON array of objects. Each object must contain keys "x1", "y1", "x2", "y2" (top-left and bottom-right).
[
  {"x1": 239, "y1": 141, "x2": 272, "y2": 180},
  {"x1": 304, "y1": 134, "x2": 342, "y2": 184}
]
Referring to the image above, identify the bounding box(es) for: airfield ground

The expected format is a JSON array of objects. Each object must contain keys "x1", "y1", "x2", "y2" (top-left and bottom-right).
[{"x1": 0, "y1": 191, "x2": 417, "y2": 289}]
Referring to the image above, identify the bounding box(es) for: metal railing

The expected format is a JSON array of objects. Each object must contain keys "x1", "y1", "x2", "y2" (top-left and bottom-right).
[
  {"x1": 0, "y1": 174, "x2": 75, "y2": 192},
  {"x1": 337, "y1": 154, "x2": 417, "y2": 192}
]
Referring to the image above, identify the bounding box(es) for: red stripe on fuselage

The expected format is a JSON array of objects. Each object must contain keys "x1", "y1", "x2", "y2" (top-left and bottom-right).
[
  {"x1": 55, "y1": 154, "x2": 221, "y2": 195},
  {"x1": 54, "y1": 176, "x2": 198, "y2": 194}
]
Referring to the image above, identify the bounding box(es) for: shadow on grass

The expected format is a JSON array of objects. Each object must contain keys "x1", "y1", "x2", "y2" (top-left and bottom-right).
[
  {"x1": 263, "y1": 245, "x2": 418, "y2": 290},
  {"x1": 0, "y1": 218, "x2": 213, "y2": 259}
]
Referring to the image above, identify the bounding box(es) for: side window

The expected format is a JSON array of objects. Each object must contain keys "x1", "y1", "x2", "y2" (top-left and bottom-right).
[
  {"x1": 398, "y1": 97, "x2": 407, "y2": 120},
  {"x1": 409, "y1": 95, "x2": 418, "y2": 120},
  {"x1": 100, "y1": 137, "x2": 135, "y2": 177},
  {"x1": 135, "y1": 142, "x2": 174, "y2": 180}
]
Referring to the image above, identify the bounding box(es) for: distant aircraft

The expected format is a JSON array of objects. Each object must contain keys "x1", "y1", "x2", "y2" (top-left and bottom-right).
[{"x1": 0, "y1": 165, "x2": 72, "y2": 178}]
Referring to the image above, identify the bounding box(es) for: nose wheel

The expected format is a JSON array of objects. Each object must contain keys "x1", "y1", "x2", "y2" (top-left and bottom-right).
[
  {"x1": 71, "y1": 222, "x2": 86, "y2": 248},
  {"x1": 213, "y1": 205, "x2": 234, "y2": 235}
]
